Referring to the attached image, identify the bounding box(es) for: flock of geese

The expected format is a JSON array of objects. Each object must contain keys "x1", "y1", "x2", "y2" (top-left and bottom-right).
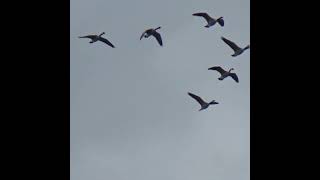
[{"x1": 79, "y1": 12, "x2": 249, "y2": 111}]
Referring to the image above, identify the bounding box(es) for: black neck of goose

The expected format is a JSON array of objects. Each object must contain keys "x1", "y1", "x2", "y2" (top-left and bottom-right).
[
  {"x1": 99, "y1": 32, "x2": 105, "y2": 37},
  {"x1": 229, "y1": 68, "x2": 234, "y2": 73},
  {"x1": 154, "y1": 27, "x2": 161, "y2": 31},
  {"x1": 244, "y1": 45, "x2": 250, "y2": 50}
]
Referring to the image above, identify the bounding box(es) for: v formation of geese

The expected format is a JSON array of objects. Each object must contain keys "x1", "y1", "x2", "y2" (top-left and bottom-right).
[{"x1": 78, "y1": 11, "x2": 249, "y2": 112}]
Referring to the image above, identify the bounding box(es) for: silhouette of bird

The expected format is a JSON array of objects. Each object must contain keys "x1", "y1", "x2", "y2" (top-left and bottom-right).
[
  {"x1": 208, "y1": 66, "x2": 239, "y2": 83},
  {"x1": 140, "y1": 27, "x2": 163, "y2": 46},
  {"x1": 79, "y1": 32, "x2": 115, "y2": 48},
  {"x1": 192, "y1": 12, "x2": 224, "y2": 28},
  {"x1": 188, "y1": 92, "x2": 218, "y2": 111},
  {"x1": 221, "y1": 36, "x2": 249, "y2": 57}
]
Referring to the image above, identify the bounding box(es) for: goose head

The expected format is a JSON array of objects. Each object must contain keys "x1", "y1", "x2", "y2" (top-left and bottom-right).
[
  {"x1": 99, "y1": 32, "x2": 105, "y2": 37},
  {"x1": 229, "y1": 68, "x2": 234, "y2": 72},
  {"x1": 154, "y1": 26, "x2": 161, "y2": 31},
  {"x1": 209, "y1": 100, "x2": 218, "y2": 105}
]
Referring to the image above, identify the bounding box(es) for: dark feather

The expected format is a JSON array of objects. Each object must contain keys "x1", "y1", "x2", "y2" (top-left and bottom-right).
[
  {"x1": 79, "y1": 35, "x2": 97, "y2": 40},
  {"x1": 152, "y1": 31, "x2": 163, "y2": 46},
  {"x1": 217, "y1": 18, "x2": 224, "y2": 26},
  {"x1": 208, "y1": 66, "x2": 227, "y2": 75},
  {"x1": 140, "y1": 31, "x2": 146, "y2": 40},
  {"x1": 229, "y1": 73, "x2": 239, "y2": 83},
  {"x1": 221, "y1": 36, "x2": 241, "y2": 52},
  {"x1": 188, "y1": 92, "x2": 206, "y2": 106},
  {"x1": 99, "y1": 37, "x2": 115, "y2": 48},
  {"x1": 192, "y1": 12, "x2": 213, "y2": 23}
]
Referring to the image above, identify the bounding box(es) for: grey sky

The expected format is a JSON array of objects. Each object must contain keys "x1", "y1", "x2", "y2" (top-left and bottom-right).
[{"x1": 71, "y1": 0, "x2": 250, "y2": 180}]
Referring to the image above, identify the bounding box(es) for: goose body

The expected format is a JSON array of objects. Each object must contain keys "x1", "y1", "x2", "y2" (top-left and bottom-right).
[
  {"x1": 208, "y1": 66, "x2": 239, "y2": 83},
  {"x1": 192, "y1": 12, "x2": 224, "y2": 28},
  {"x1": 188, "y1": 92, "x2": 218, "y2": 111},
  {"x1": 140, "y1": 27, "x2": 163, "y2": 46},
  {"x1": 79, "y1": 32, "x2": 115, "y2": 48},
  {"x1": 221, "y1": 36, "x2": 249, "y2": 57}
]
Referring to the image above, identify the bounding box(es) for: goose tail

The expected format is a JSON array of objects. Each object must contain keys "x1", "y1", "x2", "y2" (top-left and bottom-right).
[{"x1": 217, "y1": 17, "x2": 224, "y2": 26}]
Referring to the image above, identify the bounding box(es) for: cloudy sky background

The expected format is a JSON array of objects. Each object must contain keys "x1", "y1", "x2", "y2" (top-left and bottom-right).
[{"x1": 71, "y1": 0, "x2": 250, "y2": 180}]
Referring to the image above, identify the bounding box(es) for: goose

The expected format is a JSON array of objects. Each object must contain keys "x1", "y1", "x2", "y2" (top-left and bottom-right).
[
  {"x1": 192, "y1": 12, "x2": 224, "y2": 28},
  {"x1": 221, "y1": 36, "x2": 249, "y2": 57},
  {"x1": 188, "y1": 92, "x2": 218, "y2": 111},
  {"x1": 208, "y1": 66, "x2": 239, "y2": 83},
  {"x1": 79, "y1": 32, "x2": 115, "y2": 48},
  {"x1": 140, "y1": 27, "x2": 163, "y2": 46}
]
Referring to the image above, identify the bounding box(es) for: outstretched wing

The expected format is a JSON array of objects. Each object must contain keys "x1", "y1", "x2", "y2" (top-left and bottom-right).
[
  {"x1": 188, "y1": 92, "x2": 206, "y2": 106},
  {"x1": 140, "y1": 31, "x2": 146, "y2": 40},
  {"x1": 229, "y1": 73, "x2": 239, "y2": 83},
  {"x1": 152, "y1": 31, "x2": 163, "y2": 46},
  {"x1": 192, "y1": 12, "x2": 213, "y2": 23},
  {"x1": 221, "y1": 36, "x2": 241, "y2": 52},
  {"x1": 208, "y1": 66, "x2": 227, "y2": 75},
  {"x1": 78, "y1": 35, "x2": 96, "y2": 40},
  {"x1": 99, "y1": 37, "x2": 115, "y2": 48}
]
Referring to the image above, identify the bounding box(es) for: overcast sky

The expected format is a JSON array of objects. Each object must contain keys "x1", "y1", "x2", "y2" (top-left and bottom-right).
[{"x1": 71, "y1": 0, "x2": 250, "y2": 180}]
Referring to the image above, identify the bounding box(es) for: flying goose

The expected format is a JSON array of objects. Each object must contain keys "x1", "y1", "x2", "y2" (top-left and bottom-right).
[
  {"x1": 188, "y1": 92, "x2": 218, "y2": 111},
  {"x1": 192, "y1": 12, "x2": 224, "y2": 28},
  {"x1": 221, "y1": 36, "x2": 249, "y2": 57},
  {"x1": 140, "y1": 27, "x2": 163, "y2": 46},
  {"x1": 208, "y1": 66, "x2": 239, "y2": 83},
  {"x1": 79, "y1": 32, "x2": 115, "y2": 48}
]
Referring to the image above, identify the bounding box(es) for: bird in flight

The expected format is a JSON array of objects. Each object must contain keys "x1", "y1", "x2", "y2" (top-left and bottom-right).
[
  {"x1": 79, "y1": 32, "x2": 115, "y2": 48},
  {"x1": 192, "y1": 12, "x2": 224, "y2": 28},
  {"x1": 140, "y1": 27, "x2": 163, "y2": 46},
  {"x1": 188, "y1": 92, "x2": 218, "y2": 111},
  {"x1": 208, "y1": 66, "x2": 239, "y2": 83},
  {"x1": 221, "y1": 36, "x2": 249, "y2": 57}
]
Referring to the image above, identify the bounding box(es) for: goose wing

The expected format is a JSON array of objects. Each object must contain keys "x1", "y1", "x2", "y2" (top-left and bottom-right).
[
  {"x1": 98, "y1": 37, "x2": 115, "y2": 48},
  {"x1": 79, "y1": 35, "x2": 97, "y2": 40},
  {"x1": 208, "y1": 66, "x2": 227, "y2": 75},
  {"x1": 152, "y1": 31, "x2": 163, "y2": 46},
  {"x1": 229, "y1": 73, "x2": 239, "y2": 83},
  {"x1": 221, "y1": 37, "x2": 241, "y2": 52},
  {"x1": 188, "y1": 92, "x2": 206, "y2": 106},
  {"x1": 193, "y1": 12, "x2": 213, "y2": 23},
  {"x1": 140, "y1": 30, "x2": 147, "y2": 40}
]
